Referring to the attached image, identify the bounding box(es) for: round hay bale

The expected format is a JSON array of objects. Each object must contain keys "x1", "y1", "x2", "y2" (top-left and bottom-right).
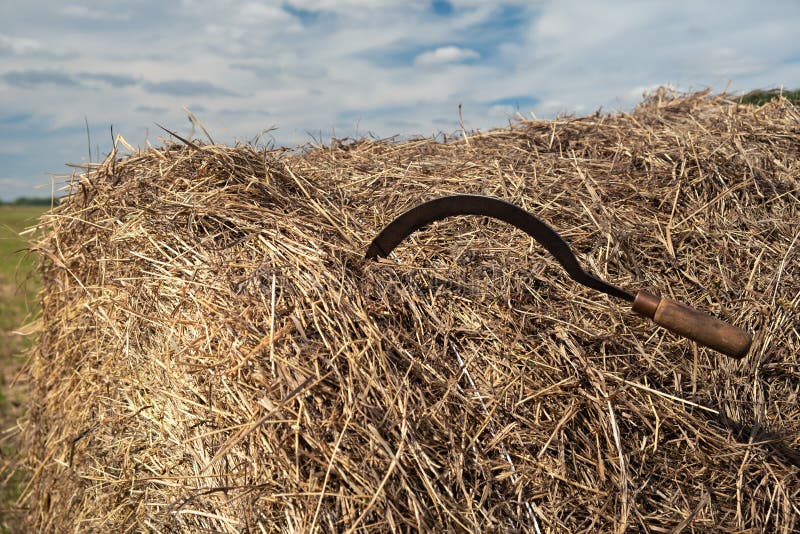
[{"x1": 22, "y1": 89, "x2": 800, "y2": 532}]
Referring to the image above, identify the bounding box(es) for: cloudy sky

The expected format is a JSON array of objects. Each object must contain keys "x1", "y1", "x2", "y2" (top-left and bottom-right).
[{"x1": 1, "y1": 0, "x2": 799, "y2": 200}]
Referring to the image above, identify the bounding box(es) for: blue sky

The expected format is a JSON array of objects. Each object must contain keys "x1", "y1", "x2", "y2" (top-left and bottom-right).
[{"x1": 1, "y1": 0, "x2": 799, "y2": 200}]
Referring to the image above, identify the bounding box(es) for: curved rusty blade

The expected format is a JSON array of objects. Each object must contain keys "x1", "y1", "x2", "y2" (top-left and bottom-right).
[{"x1": 365, "y1": 194, "x2": 634, "y2": 302}]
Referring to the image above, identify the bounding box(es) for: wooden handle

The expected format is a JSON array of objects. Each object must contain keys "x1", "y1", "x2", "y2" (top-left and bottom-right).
[{"x1": 632, "y1": 290, "x2": 752, "y2": 359}]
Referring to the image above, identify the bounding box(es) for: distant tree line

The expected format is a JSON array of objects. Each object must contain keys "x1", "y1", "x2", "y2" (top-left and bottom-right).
[
  {"x1": 0, "y1": 197, "x2": 56, "y2": 206},
  {"x1": 740, "y1": 88, "x2": 800, "y2": 106}
]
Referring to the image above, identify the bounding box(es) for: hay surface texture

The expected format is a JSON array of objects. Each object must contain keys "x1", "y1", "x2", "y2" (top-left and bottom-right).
[{"x1": 24, "y1": 91, "x2": 800, "y2": 532}]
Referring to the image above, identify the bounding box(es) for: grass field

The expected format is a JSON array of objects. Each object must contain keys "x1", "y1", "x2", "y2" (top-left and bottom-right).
[{"x1": 0, "y1": 205, "x2": 47, "y2": 527}]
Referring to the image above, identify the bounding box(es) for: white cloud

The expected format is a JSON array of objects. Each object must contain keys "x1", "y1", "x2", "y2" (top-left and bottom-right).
[
  {"x1": 0, "y1": 34, "x2": 42, "y2": 55},
  {"x1": 59, "y1": 4, "x2": 130, "y2": 21},
  {"x1": 706, "y1": 47, "x2": 766, "y2": 77},
  {"x1": 0, "y1": 177, "x2": 42, "y2": 200},
  {"x1": 285, "y1": 0, "x2": 422, "y2": 11},
  {"x1": 414, "y1": 46, "x2": 480, "y2": 66},
  {"x1": 0, "y1": 178, "x2": 20, "y2": 186},
  {"x1": 628, "y1": 84, "x2": 670, "y2": 100},
  {"x1": 237, "y1": 3, "x2": 301, "y2": 28}
]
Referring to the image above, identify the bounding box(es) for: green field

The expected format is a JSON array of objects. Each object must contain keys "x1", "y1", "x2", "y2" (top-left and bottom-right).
[
  {"x1": 0, "y1": 205, "x2": 44, "y2": 363},
  {"x1": 0, "y1": 205, "x2": 48, "y2": 527}
]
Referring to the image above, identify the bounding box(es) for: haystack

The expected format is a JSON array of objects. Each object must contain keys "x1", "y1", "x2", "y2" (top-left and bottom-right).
[{"x1": 21, "y1": 89, "x2": 799, "y2": 532}]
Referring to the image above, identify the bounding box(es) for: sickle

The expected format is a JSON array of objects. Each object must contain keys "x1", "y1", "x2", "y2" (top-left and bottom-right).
[{"x1": 365, "y1": 194, "x2": 752, "y2": 359}]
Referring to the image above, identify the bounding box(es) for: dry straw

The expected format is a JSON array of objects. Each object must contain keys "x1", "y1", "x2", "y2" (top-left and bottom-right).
[{"x1": 19, "y1": 89, "x2": 800, "y2": 532}]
